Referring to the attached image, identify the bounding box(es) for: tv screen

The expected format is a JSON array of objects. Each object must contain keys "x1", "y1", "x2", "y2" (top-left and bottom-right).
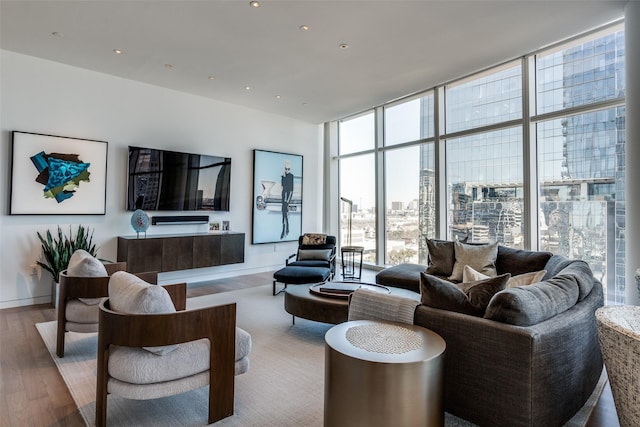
[{"x1": 127, "y1": 146, "x2": 231, "y2": 211}]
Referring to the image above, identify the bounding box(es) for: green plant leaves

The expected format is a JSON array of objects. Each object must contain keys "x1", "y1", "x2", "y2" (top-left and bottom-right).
[{"x1": 36, "y1": 225, "x2": 99, "y2": 282}]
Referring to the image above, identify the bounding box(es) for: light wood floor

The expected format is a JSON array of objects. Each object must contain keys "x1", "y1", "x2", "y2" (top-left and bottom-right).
[{"x1": 0, "y1": 270, "x2": 619, "y2": 427}]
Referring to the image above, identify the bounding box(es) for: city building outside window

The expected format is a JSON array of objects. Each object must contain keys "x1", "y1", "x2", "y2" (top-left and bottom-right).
[{"x1": 334, "y1": 23, "x2": 625, "y2": 302}]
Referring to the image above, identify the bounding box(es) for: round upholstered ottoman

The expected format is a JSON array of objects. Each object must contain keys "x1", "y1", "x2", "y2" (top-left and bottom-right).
[{"x1": 272, "y1": 265, "x2": 331, "y2": 295}]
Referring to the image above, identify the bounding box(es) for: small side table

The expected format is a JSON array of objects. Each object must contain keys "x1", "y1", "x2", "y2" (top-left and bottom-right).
[
  {"x1": 324, "y1": 320, "x2": 446, "y2": 427},
  {"x1": 340, "y1": 245, "x2": 364, "y2": 281}
]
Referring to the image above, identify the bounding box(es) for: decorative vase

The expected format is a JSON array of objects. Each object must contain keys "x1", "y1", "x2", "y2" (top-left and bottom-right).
[{"x1": 130, "y1": 209, "x2": 150, "y2": 238}]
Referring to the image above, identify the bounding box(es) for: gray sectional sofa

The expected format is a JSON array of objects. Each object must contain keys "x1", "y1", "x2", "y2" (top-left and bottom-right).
[{"x1": 375, "y1": 242, "x2": 604, "y2": 427}]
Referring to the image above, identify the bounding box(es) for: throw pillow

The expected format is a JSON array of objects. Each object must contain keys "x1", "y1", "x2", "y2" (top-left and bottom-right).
[
  {"x1": 484, "y1": 275, "x2": 579, "y2": 326},
  {"x1": 425, "y1": 239, "x2": 455, "y2": 277},
  {"x1": 297, "y1": 248, "x2": 332, "y2": 261},
  {"x1": 420, "y1": 272, "x2": 510, "y2": 316},
  {"x1": 463, "y1": 265, "x2": 546, "y2": 289},
  {"x1": 67, "y1": 249, "x2": 108, "y2": 305},
  {"x1": 301, "y1": 233, "x2": 327, "y2": 245},
  {"x1": 108, "y1": 271, "x2": 178, "y2": 356},
  {"x1": 448, "y1": 241, "x2": 498, "y2": 282}
]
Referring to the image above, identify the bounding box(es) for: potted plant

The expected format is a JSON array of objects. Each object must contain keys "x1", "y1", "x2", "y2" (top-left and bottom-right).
[{"x1": 36, "y1": 225, "x2": 99, "y2": 306}]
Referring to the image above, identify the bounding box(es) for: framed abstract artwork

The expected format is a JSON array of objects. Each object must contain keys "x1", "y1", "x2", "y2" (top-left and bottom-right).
[
  {"x1": 252, "y1": 149, "x2": 303, "y2": 244},
  {"x1": 10, "y1": 131, "x2": 108, "y2": 215}
]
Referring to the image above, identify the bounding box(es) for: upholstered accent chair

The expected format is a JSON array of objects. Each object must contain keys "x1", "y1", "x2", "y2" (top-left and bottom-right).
[
  {"x1": 95, "y1": 271, "x2": 251, "y2": 427},
  {"x1": 56, "y1": 250, "x2": 159, "y2": 358},
  {"x1": 272, "y1": 234, "x2": 337, "y2": 295},
  {"x1": 596, "y1": 305, "x2": 640, "y2": 427}
]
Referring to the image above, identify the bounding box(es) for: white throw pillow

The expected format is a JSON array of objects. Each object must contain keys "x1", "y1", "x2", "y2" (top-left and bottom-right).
[
  {"x1": 67, "y1": 249, "x2": 108, "y2": 305},
  {"x1": 463, "y1": 265, "x2": 547, "y2": 288},
  {"x1": 108, "y1": 271, "x2": 178, "y2": 356}
]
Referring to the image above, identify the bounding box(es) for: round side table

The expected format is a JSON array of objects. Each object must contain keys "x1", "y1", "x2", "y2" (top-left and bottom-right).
[{"x1": 324, "y1": 320, "x2": 446, "y2": 427}]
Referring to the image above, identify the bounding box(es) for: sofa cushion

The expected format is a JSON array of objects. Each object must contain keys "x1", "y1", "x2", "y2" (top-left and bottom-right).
[
  {"x1": 449, "y1": 241, "x2": 498, "y2": 282},
  {"x1": 420, "y1": 272, "x2": 510, "y2": 316},
  {"x1": 425, "y1": 239, "x2": 455, "y2": 277},
  {"x1": 463, "y1": 265, "x2": 546, "y2": 289},
  {"x1": 542, "y1": 254, "x2": 575, "y2": 279},
  {"x1": 109, "y1": 271, "x2": 178, "y2": 355},
  {"x1": 496, "y1": 245, "x2": 553, "y2": 276},
  {"x1": 375, "y1": 263, "x2": 425, "y2": 292},
  {"x1": 67, "y1": 249, "x2": 108, "y2": 305},
  {"x1": 484, "y1": 275, "x2": 580, "y2": 326}
]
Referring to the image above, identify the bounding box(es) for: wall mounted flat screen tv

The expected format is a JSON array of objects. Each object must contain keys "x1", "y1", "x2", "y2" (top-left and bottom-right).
[{"x1": 127, "y1": 146, "x2": 231, "y2": 211}]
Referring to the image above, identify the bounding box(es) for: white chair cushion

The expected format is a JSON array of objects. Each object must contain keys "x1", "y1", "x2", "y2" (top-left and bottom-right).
[
  {"x1": 108, "y1": 327, "x2": 252, "y2": 384},
  {"x1": 108, "y1": 271, "x2": 178, "y2": 355},
  {"x1": 65, "y1": 298, "x2": 99, "y2": 323},
  {"x1": 67, "y1": 249, "x2": 108, "y2": 305}
]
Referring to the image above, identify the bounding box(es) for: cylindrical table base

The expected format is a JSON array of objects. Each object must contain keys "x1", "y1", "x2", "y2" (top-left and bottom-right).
[{"x1": 324, "y1": 321, "x2": 445, "y2": 427}]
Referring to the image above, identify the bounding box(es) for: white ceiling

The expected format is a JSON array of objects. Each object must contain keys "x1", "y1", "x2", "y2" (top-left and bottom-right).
[{"x1": 0, "y1": 0, "x2": 628, "y2": 124}]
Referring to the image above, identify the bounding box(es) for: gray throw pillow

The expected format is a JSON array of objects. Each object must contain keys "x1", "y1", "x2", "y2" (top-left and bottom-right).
[
  {"x1": 297, "y1": 249, "x2": 332, "y2": 261},
  {"x1": 420, "y1": 272, "x2": 510, "y2": 317},
  {"x1": 484, "y1": 275, "x2": 580, "y2": 326},
  {"x1": 448, "y1": 241, "x2": 498, "y2": 282},
  {"x1": 67, "y1": 249, "x2": 108, "y2": 305},
  {"x1": 425, "y1": 239, "x2": 455, "y2": 277}
]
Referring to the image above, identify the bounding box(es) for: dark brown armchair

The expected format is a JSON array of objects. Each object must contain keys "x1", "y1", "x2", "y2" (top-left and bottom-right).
[
  {"x1": 95, "y1": 277, "x2": 245, "y2": 427},
  {"x1": 56, "y1": 263, "x2": 158, "y2": 358}
]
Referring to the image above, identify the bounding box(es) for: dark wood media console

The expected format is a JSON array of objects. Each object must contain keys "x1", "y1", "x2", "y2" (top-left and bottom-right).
[{"x1": 117, "y1": 232, "x2": 245, "y2": 273}]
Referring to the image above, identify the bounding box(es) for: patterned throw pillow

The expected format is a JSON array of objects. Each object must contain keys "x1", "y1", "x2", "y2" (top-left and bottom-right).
[{"x1": 301, "y1": 233, "x2": 327, "y2": 245}]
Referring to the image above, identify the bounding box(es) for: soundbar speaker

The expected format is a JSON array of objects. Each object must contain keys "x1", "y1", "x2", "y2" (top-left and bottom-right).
[{"x1": 151, "y1": 215, "x2": 209, "y2": 225}]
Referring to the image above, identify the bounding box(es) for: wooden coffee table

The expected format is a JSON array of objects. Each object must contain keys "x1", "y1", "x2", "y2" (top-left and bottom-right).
[{"x1": 283, "y1": 281, "x2": 420, "y2": 325}]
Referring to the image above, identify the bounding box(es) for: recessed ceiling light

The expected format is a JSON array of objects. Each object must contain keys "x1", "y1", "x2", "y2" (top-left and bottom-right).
[
  {"x1": 164, "y1": 64, "x2": 173, "y2": 69},
  {"x1": 249, "y1": 1, "x2": 260, "y2": 7},
  {"x1": 275, "y1": 95, "x2": 281, "y2": 99},
  {"x1": 208, "y1": 75, "x2": 216, "y2": 80},
  {"x1": 51, "y1": 31, "x2": 64, "y2": 38},
  {"x1": 299, "y1": 25, "x2": 309, "y2": 31},
  {"x1": 339, "y1": 43, "x2": 349, "y2": 50},
  {"x1": 245, "y1": 86, "x2": 251, "y2": 90},
  {"x1": 113, "y1": 49, "x2": 123, "y2": 54}
]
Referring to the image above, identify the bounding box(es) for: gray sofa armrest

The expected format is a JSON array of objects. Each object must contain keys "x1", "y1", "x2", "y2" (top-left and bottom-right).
[
  {"x1": 348, "y1": 289, "x2": 420, "y2": 325},
  {"x1": 414, "y1": 283, "x2": 604, "y2": 427}
]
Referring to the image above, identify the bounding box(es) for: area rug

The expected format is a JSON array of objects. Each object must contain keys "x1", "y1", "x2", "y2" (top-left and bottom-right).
[{"x1": 37, "y1": 284, "x2": 606, "y2": 426}]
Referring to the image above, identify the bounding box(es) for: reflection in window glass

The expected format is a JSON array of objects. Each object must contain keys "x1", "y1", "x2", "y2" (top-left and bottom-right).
[
  {"x1": 446, "y1": 128, "x2": 524, "y2": 247},
  {"x1": 385, "y1": 93, "x2": 434, "y2": 146},
  {"x1": 536, "y1": 29, "x2": 625, "y2": 115},
  {"x1": 446, "y1": 63, "x2": 522, "y2": 133},
  {"x1": 339, "y1": 112, "x2": 375, "y2": 155},
  {"x1": 537, "y1": 107, "x2": 626, "y2": 303},
  {"x1": 340, "y1": 154, "x2": 376, "y2": 263}
]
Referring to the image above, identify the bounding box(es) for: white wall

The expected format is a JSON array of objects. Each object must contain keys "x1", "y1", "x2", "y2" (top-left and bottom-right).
[{"x1": 0, "y1": 50, "x2": 323, "y2": 308}]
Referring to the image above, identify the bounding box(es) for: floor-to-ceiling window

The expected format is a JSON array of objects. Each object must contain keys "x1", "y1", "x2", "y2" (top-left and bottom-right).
[
  {"x1": 534, "y1": 28, "x2": 626, "y2": 302},
  {"x1": 338, "y1": 112, "x2": 377, "y2": 263},
  {"x1": 334, "y1": 22, "x2": 626, "y2": 302}
]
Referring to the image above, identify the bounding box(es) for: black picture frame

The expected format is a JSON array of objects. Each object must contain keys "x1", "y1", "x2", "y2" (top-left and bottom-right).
[{"x1": 10, "y1": 131, "x2": 108, "y2": 215}]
